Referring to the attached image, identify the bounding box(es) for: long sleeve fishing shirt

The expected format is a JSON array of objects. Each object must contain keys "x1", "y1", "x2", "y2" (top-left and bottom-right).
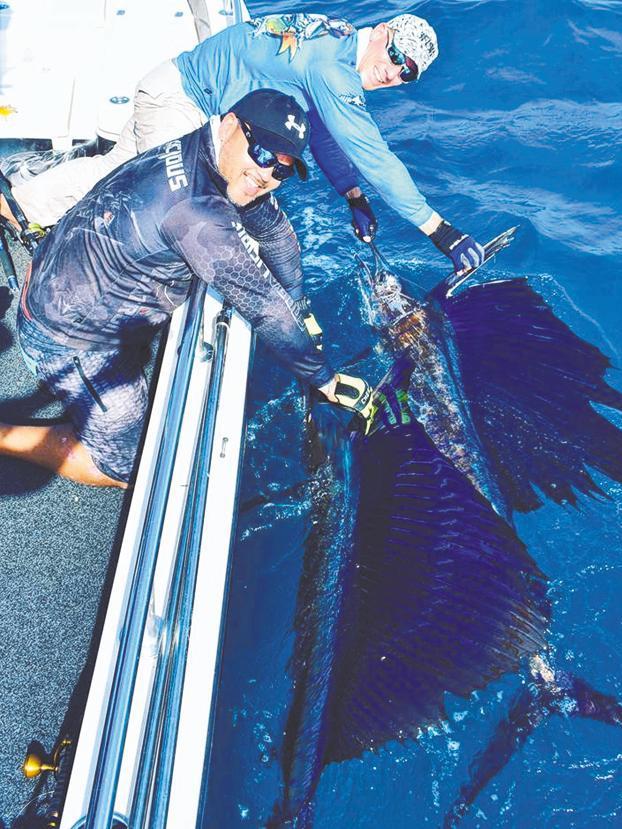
[
  {"x1": 22, "y1": 125, "x2": 332, "y2": 388},
  {"x1": 175, "y1": 13, "x2": 434, "y2": 228}
]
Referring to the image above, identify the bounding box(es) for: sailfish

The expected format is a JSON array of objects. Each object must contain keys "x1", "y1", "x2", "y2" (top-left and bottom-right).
[{"x1": 267, "y1": 229, "x2": 622, "y2": 827}]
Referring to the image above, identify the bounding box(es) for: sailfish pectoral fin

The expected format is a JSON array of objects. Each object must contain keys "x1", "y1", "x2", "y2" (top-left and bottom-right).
[
  {"x1": 558, "y1": 673, "x2": 622, "y2": 726},
  {"x1": 444, "y1": 670, "x2": 622, "y2": 826},
  {"x1": 440, "y1": 278, "x2": 622, "y2": 513},
  {"x1": 444, "y1": 686, "x2": 547, "y2": 828}
]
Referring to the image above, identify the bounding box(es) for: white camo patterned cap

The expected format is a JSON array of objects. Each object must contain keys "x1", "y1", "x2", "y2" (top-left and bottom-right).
[{"x1": 387, "y1": 14, "x2": 439, "y2": 76}]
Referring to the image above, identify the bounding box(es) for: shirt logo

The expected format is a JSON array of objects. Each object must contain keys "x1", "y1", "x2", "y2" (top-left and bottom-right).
[
  {"x1": 339, "y1": 93, "x2": 366, "y2": 110},
  {"x1": 285, "y1": 114, "x2": 306, "y2": 139},
  {"x1": 159, "y1": 139, "x2": 188, "y2": 192},
  {"x1": 232, "y1": 221, "x2": 270, "y2": 280},
  {"x1": 250, "y1": 14, "x2": 354, "y2": 61}
]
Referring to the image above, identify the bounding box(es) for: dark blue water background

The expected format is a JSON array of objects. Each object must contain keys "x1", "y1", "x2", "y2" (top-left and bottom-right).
[{"x1": 203, "y1": 1, "x2": 622, "y2": 826}]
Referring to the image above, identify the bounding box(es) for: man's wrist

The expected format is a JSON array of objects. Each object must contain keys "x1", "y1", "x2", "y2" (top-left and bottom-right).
[
  {"x1": 344, "y1": 186, "x2": 363, "y2": 200},
  {"x1": 418, "y1": 211, "x2": 443, "y2": 236}
]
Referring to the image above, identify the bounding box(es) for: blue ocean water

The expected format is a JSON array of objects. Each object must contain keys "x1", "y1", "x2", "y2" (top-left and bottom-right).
[{"x1": 203, "y1": 1, "x2": 622, "y2": 827}]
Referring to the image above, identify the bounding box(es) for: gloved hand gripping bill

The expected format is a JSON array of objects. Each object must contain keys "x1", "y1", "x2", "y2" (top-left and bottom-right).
[
  {"x1": 347, "y1": 193, "x2": 377, "y2": 243},
  {"x1": 429, "y1": 219, "x2": 485, "y2": 274},
  {"x1": 332, "y1": 373, "x2": 376, "y2": 435}
]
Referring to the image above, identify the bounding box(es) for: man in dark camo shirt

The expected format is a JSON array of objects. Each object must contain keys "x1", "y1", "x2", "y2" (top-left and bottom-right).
[{"x1": 0, "y1": 90, "x2": 373, "y2": 488}]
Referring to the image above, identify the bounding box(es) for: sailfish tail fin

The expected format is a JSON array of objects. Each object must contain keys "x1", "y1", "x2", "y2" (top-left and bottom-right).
[{"x1": 440, "y1": 278, "x2": 622, "y2": 512}]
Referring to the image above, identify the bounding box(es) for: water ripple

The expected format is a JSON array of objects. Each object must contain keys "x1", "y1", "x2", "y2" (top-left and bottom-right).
[
  {"x1": 570, "y1": 21, "x2": 622, "y2": 52},
  {"x1": 390, "y1": 99, "x2": 622, "y2": 154},
  {"x1": 440, "y1": 173, "x2": 622, "y2": 254}
]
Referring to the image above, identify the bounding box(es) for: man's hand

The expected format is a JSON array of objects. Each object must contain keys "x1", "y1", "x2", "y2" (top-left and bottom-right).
[
  {"x1": 346, "y1": 190, "x2": 377, "y2": 243},
  {"x1": 295, "y1": 296, "x2": 323, "y2": 351},
  {"x1": 428, "y1": 219, "x2": 485, "y2": 274}
]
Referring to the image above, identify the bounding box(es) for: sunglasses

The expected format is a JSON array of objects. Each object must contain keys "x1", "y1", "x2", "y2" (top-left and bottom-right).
[
  {"x1": 387, "y1": 40, "x2": 419, "y2": 83},
  {"x1": 239, "y1": 121, "x2": 295, "y2": 181}
]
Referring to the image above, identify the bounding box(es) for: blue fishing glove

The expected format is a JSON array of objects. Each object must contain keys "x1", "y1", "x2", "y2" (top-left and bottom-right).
[
  {"x1": 429, "y1": 220, "x2": 485, "y2": 274},
  {"x1": 346, "y1": 193, "x2": 377, "y2": 243}
]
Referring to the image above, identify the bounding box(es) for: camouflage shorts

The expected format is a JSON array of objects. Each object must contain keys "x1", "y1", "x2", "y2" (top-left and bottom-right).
[{"x1": 17, "y1": 311, "x2": 148, "y2": 483}]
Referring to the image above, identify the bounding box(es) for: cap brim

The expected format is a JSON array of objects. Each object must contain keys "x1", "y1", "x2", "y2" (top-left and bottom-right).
[
  {"x1": 294, "y1": 159, "x2": 307, "y2": 181},
  {"x1": 247, "y1": 123, "x2": 308, "y2": 181}
]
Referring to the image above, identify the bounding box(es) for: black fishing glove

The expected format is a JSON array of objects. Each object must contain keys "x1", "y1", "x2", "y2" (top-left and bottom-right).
[
  {"x1": 429, "y1": 220, "x2": 485, "y2": 274},
  {"x1": 347, "y1": 193, "x2": 377, "y2": 243}
]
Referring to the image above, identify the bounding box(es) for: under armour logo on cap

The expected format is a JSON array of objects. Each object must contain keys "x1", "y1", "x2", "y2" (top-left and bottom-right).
[
  {"x1": 285, "y1": 114, "x2": 306, "y2": 139},
  {"x1": 230, "y1": 89, "x2": 310, "y2": 179}
]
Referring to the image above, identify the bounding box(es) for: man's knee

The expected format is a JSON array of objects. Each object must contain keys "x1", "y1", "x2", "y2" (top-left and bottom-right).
[
  {"x1": 42, "y1": 348, "x2": 147, "y2": 486},
  {"x1": 64, "y1": 426, "x2": 130, "y2": 488},
  {"x1": 75, "y1": 395, "x2": 145, "y2": 486},
  {"x1": 87, "y1": 448, "x2": 133, "y2": 487}
]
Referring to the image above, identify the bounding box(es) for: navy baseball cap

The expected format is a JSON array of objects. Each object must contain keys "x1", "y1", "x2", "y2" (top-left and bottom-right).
[{"x1": 230, "y1": 89, "x2": 309, "y2": 180}]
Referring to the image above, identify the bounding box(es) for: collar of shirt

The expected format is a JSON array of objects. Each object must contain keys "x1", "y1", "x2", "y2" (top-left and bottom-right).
[
  {"x1": 209, "y1": 113, "x2": 221, "y2": 161},
  {"x1": 356, "y1": 27, "x2": 372, "y2": 70},
  {"x1": 200, "y1": 118, "x2": 228, "y2": 197}
]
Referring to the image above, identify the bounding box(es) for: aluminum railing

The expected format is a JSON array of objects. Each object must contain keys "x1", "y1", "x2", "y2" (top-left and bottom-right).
[
  {"x1": 129, "y1": 307, "x2": 233, "y2": 829},
  {"x1": 84, "y1": 283, "x2": 208, "y2": 829}
]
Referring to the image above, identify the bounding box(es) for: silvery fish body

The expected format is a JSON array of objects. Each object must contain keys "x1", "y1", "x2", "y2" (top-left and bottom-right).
[{"x1": 361, "y1": 263, "x2": 507, "y2": 517}]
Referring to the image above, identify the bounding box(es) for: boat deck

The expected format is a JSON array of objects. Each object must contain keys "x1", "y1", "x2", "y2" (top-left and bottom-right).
[
  {"x1": 0, "y1": 0, "x2": 252, "y2": 821},
  {"x1": 0, "y1": 241, "x2": 127, "y2": 825}
]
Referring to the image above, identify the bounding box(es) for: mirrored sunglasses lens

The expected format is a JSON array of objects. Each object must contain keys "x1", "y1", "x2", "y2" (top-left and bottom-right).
[
  {"x1": 272, "y1": 162, "x2": 295, "y2": 181},
  {"x1": 252, "y1": 145, "x2": 277, "y2": 168},
  {"x1": 387, "y1": 44, "x2": 418, "y2": 82},
  {"x1": 400, "y1": 65, "x2": 418, "y2": 83},
  {"x1": 387, "y1": 42, "x2": 405, "y2": 66},
  {"x1": 242, "y1": 123, "x2": 295, "y2": 180}
]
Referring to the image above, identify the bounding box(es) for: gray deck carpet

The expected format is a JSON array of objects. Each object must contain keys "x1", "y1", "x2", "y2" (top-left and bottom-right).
[{"x1": 0, "y1": 240, "x2": 128, "y2": 827}]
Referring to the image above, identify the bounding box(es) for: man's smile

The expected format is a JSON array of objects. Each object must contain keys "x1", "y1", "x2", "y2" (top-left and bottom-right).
[
  {"x1": 373, "y1": 65, "x2": 387, "y2": 85},
  {"x1": 242, "y1": 169, "x2": 270, "y2": 197}
]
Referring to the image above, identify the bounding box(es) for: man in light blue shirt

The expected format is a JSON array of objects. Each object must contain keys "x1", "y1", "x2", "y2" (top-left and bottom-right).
[{"x1": 5, "y1": 12, "x2": 483, "y2": 273}]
